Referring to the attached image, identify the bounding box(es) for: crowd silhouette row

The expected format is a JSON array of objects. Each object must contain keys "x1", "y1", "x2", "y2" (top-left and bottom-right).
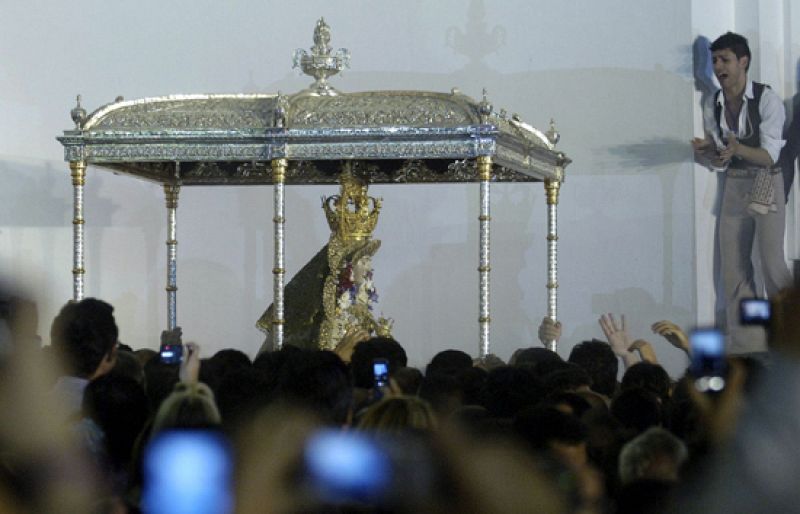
[{"x1": 2, "y1": 280, "x2": 800, "y2": 513}]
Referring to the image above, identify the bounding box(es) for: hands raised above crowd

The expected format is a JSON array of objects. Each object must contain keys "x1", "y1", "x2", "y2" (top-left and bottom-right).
[
  {"x1": 597, "y1": 314, "x2": 693, "y2": 368},
  {"x1": 651, "y1": 320, "x2": 690, "y2": 354},
  {"x1": 598, "y1": 313, "x2": 640, "y2": 368}
]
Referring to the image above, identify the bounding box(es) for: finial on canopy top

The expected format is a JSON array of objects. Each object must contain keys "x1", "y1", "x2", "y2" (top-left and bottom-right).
[
  {"x1": 478, "y1": 88, "x2": 493, "y2": 123},
  {"x1": 71, "y1": 94, "x2": 87, "y2": 129},
  {"x1": 292, "y1": 18, "x2": 350, "y2": 96},
  {"x1": 546, "y1": 118, "x2": 560, "y2": 146}
]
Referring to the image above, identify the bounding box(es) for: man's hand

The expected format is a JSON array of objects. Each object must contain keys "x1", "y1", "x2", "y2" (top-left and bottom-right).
[
  {"x1": 628, "y1": 339, "x2": 658, "y2": 364},
  {"x1": 598, "y1": 313, "x2": 638, "y2": 368},
  {"x1": 692, "y1": 136, "x2": 712, "y2": 153},
  {"x1": 334, "y1": 328, "x2": 370, "y2": 364},
  {"x1": 537, "y1": 317, "x2": 562, "y2": 347},
  {"x1": 651, "y1": 320, "x2": 690, "y2": 354},
  {"x1": 718, "y1": 135, "x2": 739, "y2": 164},
  {"x1": 179, "y1": 342, "x2": 200, "y2": 384}
]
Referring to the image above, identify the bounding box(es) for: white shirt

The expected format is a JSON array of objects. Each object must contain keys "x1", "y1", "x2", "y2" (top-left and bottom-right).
[{"x1": 702, "y1": 80, "x2": 786, "y2": 166}]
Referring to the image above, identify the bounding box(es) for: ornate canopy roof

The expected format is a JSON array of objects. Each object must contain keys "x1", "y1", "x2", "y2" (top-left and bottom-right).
[{"x1": 57, "y1": 19, "x2": 569, "y2": 186}]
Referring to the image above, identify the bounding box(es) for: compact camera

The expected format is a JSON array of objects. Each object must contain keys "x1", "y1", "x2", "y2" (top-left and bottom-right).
[{"x1": 739, "y1": 298, "x2": 771, "y2": 326}]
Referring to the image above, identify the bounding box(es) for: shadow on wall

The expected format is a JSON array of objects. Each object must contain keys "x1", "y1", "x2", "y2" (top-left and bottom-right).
[
  {"x1": 248, "y1": 0, "x2": 698, "y2": 364},
  {"x1": 0, "y1": 160, "x2": 71, "y2": 227},
  {"x1": 564, "y1": 287, "x2": 692, "y2": 377}
]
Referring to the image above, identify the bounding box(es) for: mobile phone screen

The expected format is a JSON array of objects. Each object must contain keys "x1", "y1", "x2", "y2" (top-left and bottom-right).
[
  {"x1": 373, "y1": 359, "x2": 389, "y2": 389},
  {"x1": 303, "y1": 429, "x2": 392, "y2": 504},
  {"x1": 689, "y1": 328, "x2": 726, "y2": 392},
  {"x1": 142, "y1": 430, "x2": 233, "y2": 514},
  {"x1": 159, "y1": 343, "x2": 183, "y2": 365}
]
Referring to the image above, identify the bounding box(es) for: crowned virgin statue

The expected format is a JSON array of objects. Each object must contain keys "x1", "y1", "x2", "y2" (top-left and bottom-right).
[{"x1": 256, "y1": 163, "x2": 392, "y2": 352}]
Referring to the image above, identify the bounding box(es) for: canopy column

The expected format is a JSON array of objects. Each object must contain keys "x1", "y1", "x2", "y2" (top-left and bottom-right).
[
  {"x1": 164, "y1": 184, "x2": 180, "y2": 330},
  {"x1": 544, "y1": 176, "x2": 561, "y2": 352},
  {"x1": 477, "y1": 155, "x2": 492, "y2": 358},
  {"x1": 272, "y1": 158, "x2": 288, "y2": 349},
  {"x1": 70, "y1": 160, "x2": 86, "y2": 301}
]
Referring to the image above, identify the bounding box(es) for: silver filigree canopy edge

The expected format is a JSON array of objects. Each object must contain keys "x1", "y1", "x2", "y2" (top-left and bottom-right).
[{"x1": 58, "y1": 19, "x2": 570, "y2": 185}]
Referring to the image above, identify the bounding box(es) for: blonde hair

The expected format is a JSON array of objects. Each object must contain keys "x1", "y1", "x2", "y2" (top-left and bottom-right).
[
  {"x1": 151, "y1": 382, "x2": 221, "y2": 435},
  {"x1": 357, "y1": 395, "x2": 438, "y2": 433}
]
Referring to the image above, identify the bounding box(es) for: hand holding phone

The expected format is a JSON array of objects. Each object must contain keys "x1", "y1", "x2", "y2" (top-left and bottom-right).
[
  {"x1": 159, "y1": 327, "x2": 183, "y2": 365},
  {"x1": 689, "y1": 327, "x2": 726, "y2": 393},
  {"x1": 179, "y1": 342, "x2": 201, "y2": 384}
]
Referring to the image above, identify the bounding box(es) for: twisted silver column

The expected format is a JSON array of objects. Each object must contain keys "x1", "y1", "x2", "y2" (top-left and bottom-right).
[
  {"x1": 477, "y1": 156, "x2": 492, "y2": 358},
  {"x1": 164, "y1": 185, "x2": 180, "y2": 330},
  {"x1": 544, "y1": 178, "x2": 562, "y2": 352},
  {"x1": 70, "y1": 161, "x2": 86, "y2": 301},
  {"x1": 272, "y1": 158, "x2": 287, "y2": 349}
]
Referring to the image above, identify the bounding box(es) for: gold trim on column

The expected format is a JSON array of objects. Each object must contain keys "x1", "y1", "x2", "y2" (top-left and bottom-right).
[
  {"x1": 477, "y1": 155, "x2": 492, "y2": 181},
  {"x1": 545, "y1": 178, "x2": 561, "y2": 205},
  {"x1": 272, "y1": 158, "x2": 288, "y2": 183},
  {"x1": 164, "y1": 184, "x2": 180, "y2": 209},
  {"x1": 70, "y1": 161, "x2": 86, "y2": 185}
]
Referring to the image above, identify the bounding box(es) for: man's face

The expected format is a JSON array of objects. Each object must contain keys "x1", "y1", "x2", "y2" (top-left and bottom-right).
[{"x1": 712, "y1": 48, "x2": 748, "y2": 90}]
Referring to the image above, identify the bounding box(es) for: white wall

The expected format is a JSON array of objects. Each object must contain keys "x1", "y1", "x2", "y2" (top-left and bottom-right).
[{"x1": 1, "y1": 0, "x2": 793, "y2": 377}]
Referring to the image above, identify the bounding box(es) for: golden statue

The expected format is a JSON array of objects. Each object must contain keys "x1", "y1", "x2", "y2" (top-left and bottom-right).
[{"x1": 257, "y1": 163, "x2": 393, "y2": 352}]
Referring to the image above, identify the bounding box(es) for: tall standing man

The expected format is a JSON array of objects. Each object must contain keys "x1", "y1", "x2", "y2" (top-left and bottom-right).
[{"x1": 692, "y1": 32, "x2": 792, "y2": 354}]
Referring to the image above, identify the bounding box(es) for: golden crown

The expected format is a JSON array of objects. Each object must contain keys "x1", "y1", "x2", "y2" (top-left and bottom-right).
[{"x1": 323, "y1": 166, "x2": 382, "y2": 242}]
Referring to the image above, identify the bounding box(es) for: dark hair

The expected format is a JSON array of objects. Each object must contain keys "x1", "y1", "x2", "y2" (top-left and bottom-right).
[
  {"x1": 425, "y1": 349, "x2": 473, "y2": 378},
  {"x1": 82, "y1": 374, "x2": 149, "y2": 470},
  {"x1": 350, "y1": 337, "x2": 407, "y2": 389},
  {"x1": 201, "y1": 348, "x2": 252, "y2": 395},
  {"x1": 542, "y1": 363, "x2": 592, "y2": 396},
  {"x1": 514, "y1": 406, "x2": 587, "y2": 451},
  {"x1": 392, "y1": 366, "x2": 424, "y2": 395},
  {"x1": 110, "y1": 348, "x2": 144, "y2": 384},
  {"x1": 143, "y1": 357, "x2": 180, "y2": 412},
  {"x1": 568, "y1": 340, "x2": 618, "y2": 397},
  {"x1": 511, "y1": 347, "x2": 563, "y2": 371},
  {"x1": 50, "y1": 298, "x2": 118, "y2": 378},
  {"x1": 216, "y1": 367, "x2": 274, "y2": 433},
  {"x1": 478, "y1": 366, "x2": 543, "y2": 418},
  {"x1": 621, "y1": 362, "x2": 671, "y2": 404},
  {"x1": 272, "y1": 350, "x2": 352, "y2": 426},
  {"x1": 419, "y1": 373, "x2": 464, "y2": 417},
  {"x1": 611, "y1": 387, "x2": 663, "y2": 434},
  {"x1": 710, "y1": 32, "x2": 751, "y2": 71}
]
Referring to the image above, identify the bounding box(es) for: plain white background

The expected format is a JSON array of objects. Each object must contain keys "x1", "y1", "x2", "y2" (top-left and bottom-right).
[{"x1": 1, "y1": 0, "x2": 797, "y2": 377}]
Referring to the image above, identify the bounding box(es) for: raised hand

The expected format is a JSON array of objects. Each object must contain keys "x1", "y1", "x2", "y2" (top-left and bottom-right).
[
  {"x1": 334, "y1": 327, "x2": 370, "y2": 364},
  {"x1": 628, "y1": 339, "x2": 658, "y2": 364},
  {"x1": 651, "y1": 320, "x2": 690, "y2": 354},
  {"x1": 598, "y1": 313, "x2": 638, "y2": 368},
  {"x1": 179, "y1": 342, "x2": 201, "y2": 384}
]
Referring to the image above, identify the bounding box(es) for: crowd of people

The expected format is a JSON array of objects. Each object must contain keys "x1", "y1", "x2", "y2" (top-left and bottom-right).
[{"x1": 2, "y1": 279, "x2": 800, "y2": 514}]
